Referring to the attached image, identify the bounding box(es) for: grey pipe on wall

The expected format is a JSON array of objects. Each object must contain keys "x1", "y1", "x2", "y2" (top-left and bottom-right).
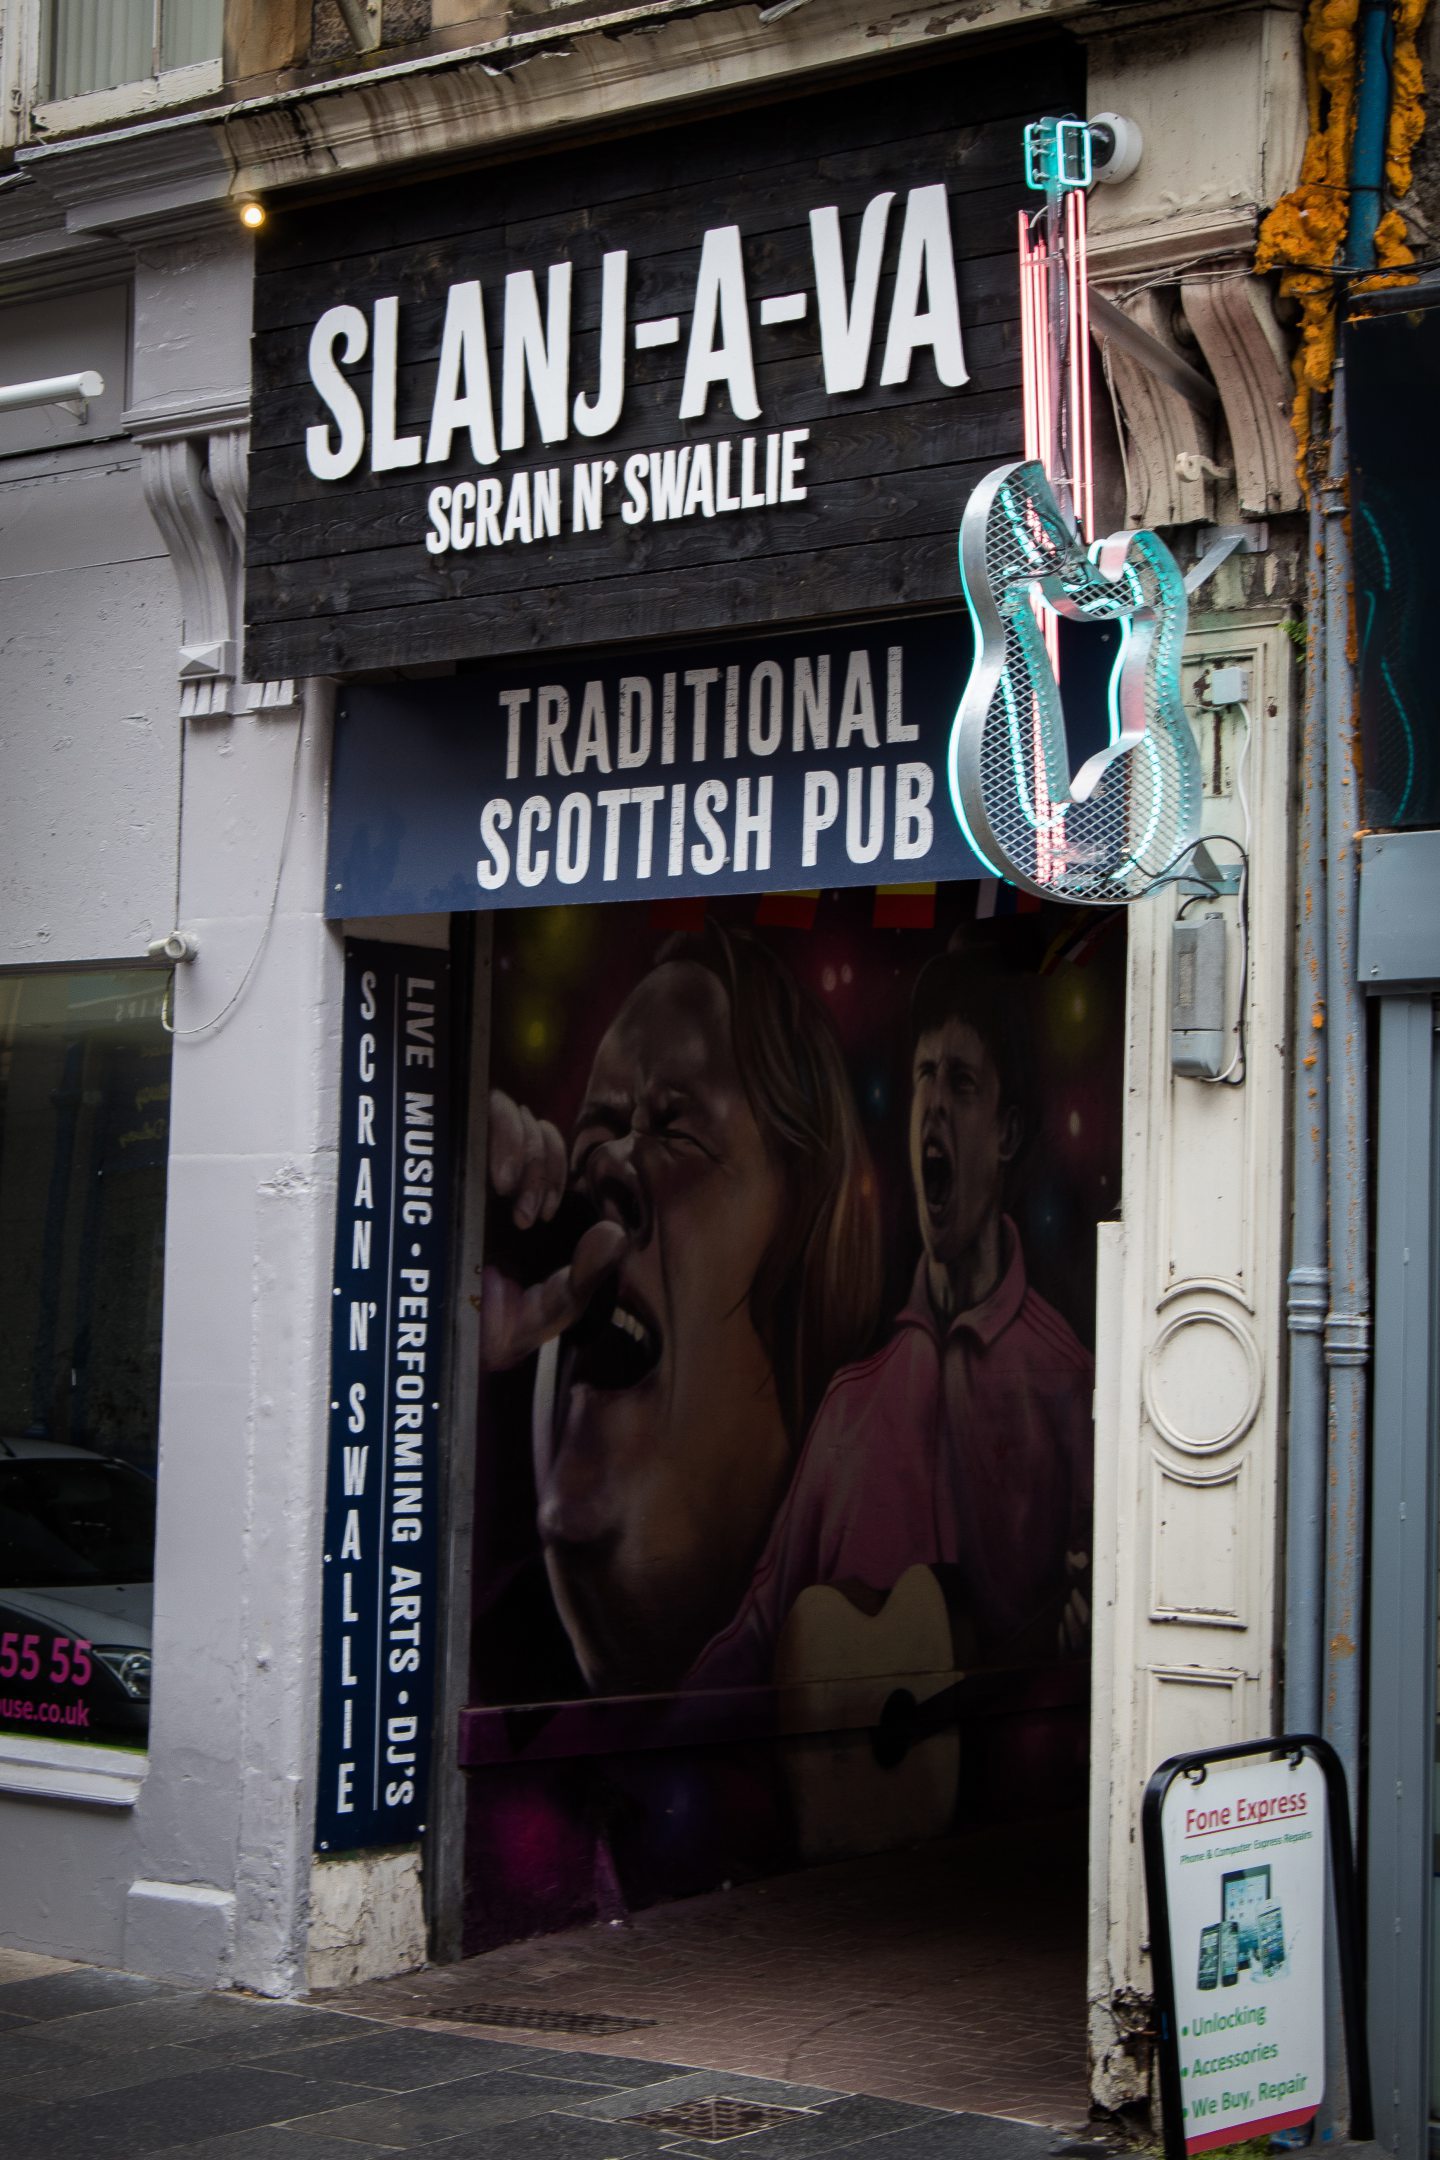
[
  {"x1": 1284, "y1": 465, "x2": 1329, "y2": 1741},
  {"x1": 1320, "y1": 359, "x2": 1371, "y2": 1823}
]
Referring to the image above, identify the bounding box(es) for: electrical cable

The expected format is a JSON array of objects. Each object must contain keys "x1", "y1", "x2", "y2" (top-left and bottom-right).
[
  {"x1": 161, "y1": 710, "x2": 307, "y2": 1039},
  {"x1": 1205, "y1": 854, "x2": 1249, "y2": 1087},
  {"x1": 1110, "y1": 247, "x2": 1440, "y2": 311},
  {"x1": 1232, "y1": 698, "x2": 1253, "y2": 853},
  {"x1": 1145, "y1": 826, "x2": 1247, "y2": 898},
  {"x1": 1195, "y1": 701, "x2": 1252, "y2": 1087}
]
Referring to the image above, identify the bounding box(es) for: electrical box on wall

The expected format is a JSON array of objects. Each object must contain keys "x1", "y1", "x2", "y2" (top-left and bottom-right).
[{"x1": 1171, "y1": 914, "x2": 1228, "y2": 1077}]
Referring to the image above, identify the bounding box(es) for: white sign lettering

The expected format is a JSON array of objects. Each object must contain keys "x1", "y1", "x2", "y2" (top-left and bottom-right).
[{"x1": 303, "y1": 184, "x2": 970, "y2": 496}]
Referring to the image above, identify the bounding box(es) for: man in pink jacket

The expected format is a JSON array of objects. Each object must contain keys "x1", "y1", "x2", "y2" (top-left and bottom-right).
[{"x1": 689, "y1": 951, "x2": 1093, "y2": 1690}]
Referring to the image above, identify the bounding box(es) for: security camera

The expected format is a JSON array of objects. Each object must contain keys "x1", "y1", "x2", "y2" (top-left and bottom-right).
[
  {"x1": 147, "y1": 931, "x2": 199, "y2": 964},
  {"x1": 1088, "y1": 113, "x2": 1143, "y2": 186}
]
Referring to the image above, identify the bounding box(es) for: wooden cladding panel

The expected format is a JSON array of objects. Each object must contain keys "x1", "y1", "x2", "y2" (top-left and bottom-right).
[{"x1": 245, "y1": 40, "x2": 1079, "y2": 679}]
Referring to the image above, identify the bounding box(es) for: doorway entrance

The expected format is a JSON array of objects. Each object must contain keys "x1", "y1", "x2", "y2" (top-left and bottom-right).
[{"x1": 447, "y1": 888, "x2": 1123, "y2": 2122}]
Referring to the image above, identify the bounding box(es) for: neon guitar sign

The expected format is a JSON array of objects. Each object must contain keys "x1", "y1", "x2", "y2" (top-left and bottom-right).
[
  {"x1": 949, "y1": 122, "x2": 1201, "y2": 904},
  {"x1": 951, "y1": 459, "x2": 1201, "y2": 903}
]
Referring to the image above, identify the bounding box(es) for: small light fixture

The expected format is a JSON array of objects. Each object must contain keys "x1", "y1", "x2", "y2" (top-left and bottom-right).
[{"x1": 238, "y1": 198, "x2": 266, "y2": 230}]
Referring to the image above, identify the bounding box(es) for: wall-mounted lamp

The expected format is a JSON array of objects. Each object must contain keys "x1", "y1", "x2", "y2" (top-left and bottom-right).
[
  {"x1": 0, "y1": 370, "x2": 104, "y2": 423},
  {"x1": 238, "y1": 198, "x2": 266, "y2": 230}
]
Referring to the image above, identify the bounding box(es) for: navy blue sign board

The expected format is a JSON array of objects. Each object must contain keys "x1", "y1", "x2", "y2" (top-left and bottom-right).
[
  {"x1": 326, "y1": 612, "x2": 993, "y2": 918},
  {"x1": 1141, "y1": 1735, "x2": 1371, "y2": 2159},
  {"x1": 316, "y1": 942, "x2": 451, "y2": 1853}
]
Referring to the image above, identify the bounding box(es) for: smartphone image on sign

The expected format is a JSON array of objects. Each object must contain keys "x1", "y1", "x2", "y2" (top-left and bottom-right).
[
  {"x1": 1220, "y1": 1919, "x2": 1240, "y2": 1986},
  {"x1": 1197, "y1": 1923, "x2": 1221, "y2": 1990},
  {"x1": 1222, "y1": 1864, "x2": 1272, "y2": 1969},
  {"x1": 1257, "y1": 1903, "x2": 1286, "y2": 1975}
]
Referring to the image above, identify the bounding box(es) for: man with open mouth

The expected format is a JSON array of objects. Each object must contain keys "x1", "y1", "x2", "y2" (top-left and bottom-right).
[
  {"x1": 480, "y1": 925, "x2": 880, "y2": 1697},
  {"x1": 689, "y1": 948, "x2": 1093, "y2": 1690}
]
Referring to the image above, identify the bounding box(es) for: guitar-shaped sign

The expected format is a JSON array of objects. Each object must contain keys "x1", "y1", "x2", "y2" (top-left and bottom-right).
[{"x1": 949, "y1": 458, "x2": 1202, "y2": 905}]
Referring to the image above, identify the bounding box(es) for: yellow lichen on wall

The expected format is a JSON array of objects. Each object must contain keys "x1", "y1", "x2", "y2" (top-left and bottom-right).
[
  {"x1": 1386, "y1": 0, "x2": 1429, "y2": 195},
  {"x1": 1255, "y1": 0, "x2": 1361, "y2": 480},
  {"x1": 1255, "y1": 1, "x2": 1429, "y2": 487},
  {"x1": 1365, "y1": 0, "x2": 1428, "y2": 274}
]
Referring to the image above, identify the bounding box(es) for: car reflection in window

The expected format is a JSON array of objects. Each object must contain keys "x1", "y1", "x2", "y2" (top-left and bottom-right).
[{"x1": 0, "y1": 1440, "x2": 155, "y2": 1741}]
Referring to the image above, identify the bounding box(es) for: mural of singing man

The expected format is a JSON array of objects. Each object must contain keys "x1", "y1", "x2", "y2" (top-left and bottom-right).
[
  {"x1": 689, "y1": 948, "x2": 1094, "y2": 1688},
  {"x1": 480, "y1": 924, "x2": 881, "y2": 1698}
]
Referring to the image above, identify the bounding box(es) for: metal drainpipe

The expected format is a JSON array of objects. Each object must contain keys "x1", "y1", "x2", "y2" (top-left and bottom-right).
[
  {"x1": 1320, "y1": 358, "x2": 1371, "y2": 1819},
  {"x1": 1348, "y1": 0, "x2": 1394, "y2": 272},
  {"x1": 1318, "y1": 0, "x2": 1386, "y2": 1824},
  {"x1": 1284, "y1": 464, "x2": 1329, "y2": 1740}
]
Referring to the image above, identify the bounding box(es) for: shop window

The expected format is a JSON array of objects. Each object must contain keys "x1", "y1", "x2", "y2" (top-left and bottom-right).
[
  {"x1": 41, "y1": 0, "x2": 221, "y2": 109},
  {"x1": 0, "y1": 969, "x2": 171, "y2": 1749}
]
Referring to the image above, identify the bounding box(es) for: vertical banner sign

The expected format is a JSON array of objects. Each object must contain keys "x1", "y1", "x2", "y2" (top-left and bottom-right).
[
  {"x1": 1142, "y1": 1737, "x2": 1372, "y2": 2158},
  {"x1": 316, "y1": 941, "x2": 451, "y2": 1852}
]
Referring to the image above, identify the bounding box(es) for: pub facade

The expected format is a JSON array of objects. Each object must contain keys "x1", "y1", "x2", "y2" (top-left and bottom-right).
[{"x1": 0, "y1": 0, "x2": 1389, "y2": 2130}]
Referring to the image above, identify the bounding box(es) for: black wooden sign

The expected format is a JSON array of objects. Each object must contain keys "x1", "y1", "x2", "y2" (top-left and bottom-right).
[
  {"x1": 316, "y1": 942, "x2": 451, "y2": 1854},
  {"x1": 245, "y1": 42, "x2": 1078, "y2": 681}
]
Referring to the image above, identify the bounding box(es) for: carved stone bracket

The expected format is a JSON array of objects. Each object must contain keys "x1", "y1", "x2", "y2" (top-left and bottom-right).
[
  {"x1": 1180, "y1": 273, "x2": 1302, "y2": 517},
  {"x1": 1092, "y1": 287, "x2": 1217, "y2": 529},
  {"x1": 140, "y1": 434, "x2": 235, "y2": 715},
  {"x1": 131, "y1": 400, "x2": 294, "y2": 718},
  {"x1": 1090, "y1": 272, "x2": 1302, "y2": 531},
  {"x1": 207, "y1": 425, "x2": 248, "y2": 554}
]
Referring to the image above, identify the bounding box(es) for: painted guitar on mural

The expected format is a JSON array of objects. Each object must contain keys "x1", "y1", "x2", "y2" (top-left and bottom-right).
[{"x1": 949, "y1": 459, "x2": 1201, "y2": 907}]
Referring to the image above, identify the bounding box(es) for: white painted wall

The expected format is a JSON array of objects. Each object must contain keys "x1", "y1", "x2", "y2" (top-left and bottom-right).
[
  {"x1": 0, "y1": 672, "x2": 344, "y2": 1988},
  {"x1": 136, "y1": 678, "x2": 341, "y2": 1991},
  {"x1": 1088, "y1": 612, "x2": 1296, "y2": 2104},
  {"x1": 0, "y1": 265, "x2": 184, "y2": 1955},
  {"x1": 0, "y1": 444, "x2": 180, "y2": 965},
  {"x1": 1086, "y1": 7, "x2": 1305, "y2": 272},
  {"x1": 0, "y1": 215, "x2": 347, "y2": 1990}
]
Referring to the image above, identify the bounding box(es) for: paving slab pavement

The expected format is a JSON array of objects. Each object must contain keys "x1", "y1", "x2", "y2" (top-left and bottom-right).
[
  {"x1": 0, "y1": 1954, "x2": 1079, "y2": 2160},
  {"x1": 0, "y1": 1952, "x2": 1385, "y2": 2160}
]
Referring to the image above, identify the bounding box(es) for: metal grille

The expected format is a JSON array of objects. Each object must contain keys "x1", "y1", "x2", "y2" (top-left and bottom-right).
[
  {"x1": 955, "y1": 461, "x2": 1200, "y2": 905},
  {"x1": 409, "y1": 2000, "x2": 656, "y2": 2035},
  {"x1": 1355, "y1": 494, "x2": 1429, "y2": 827},
  {"x1": 623, "y1": 2097, "x2": 812, "y2": 2141}
]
